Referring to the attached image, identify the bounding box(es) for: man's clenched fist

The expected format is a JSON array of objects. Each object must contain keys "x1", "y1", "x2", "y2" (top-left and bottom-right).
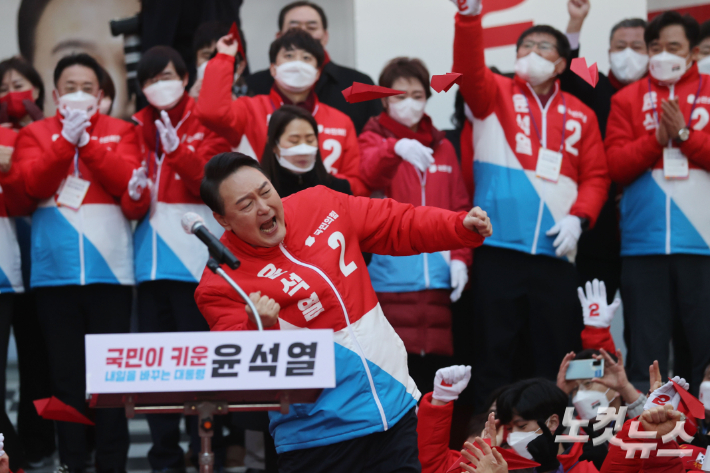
[
  {"x1": 464, "y1": 207, "x2": 492, "y2": 237},
  {"x1": 246, "y1": 291, "x2": 280, "y2": 328}
]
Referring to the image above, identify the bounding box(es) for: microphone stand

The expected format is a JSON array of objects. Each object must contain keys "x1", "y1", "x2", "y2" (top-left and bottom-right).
[{"x1": 206, "y1": 258, "x2": 263, "y2": 332}]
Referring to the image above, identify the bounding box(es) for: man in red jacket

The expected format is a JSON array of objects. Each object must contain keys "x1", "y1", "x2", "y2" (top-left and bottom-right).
[
  {"x1": 195, "y1": 28, "x2": 369, "y2": 196},
  {"x1": 605, "y1": 11, "x2": 710, "y2": 396},
  {"x1": 194, "y1": 152, "x2": 491, "y2": 472},
  {"x1": 450, "y1": 0, "x2": 610, "y2": 412},
  {"x1": 11, "y1": 53, "x2": 140, "y2": 472},
  {"x1": 121, "y1": 45, "x2": 231, "y2": 473}
]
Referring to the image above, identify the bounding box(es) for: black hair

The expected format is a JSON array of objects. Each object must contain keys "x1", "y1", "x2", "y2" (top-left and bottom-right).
[
  {"x1": 98, "y1": 65, "x2": 115, "y2": 114},
  {"x1": 53, "y1": 53, "x2": 103, "y2": 87},
  {"x1": 137, "y1": 46, "x2": 188, "y2": 88},
  {"x1": 269, "y1": 28, "x2": 325, "y2": 68},
  {"x1": 379, "y1": 57, "x2": 432, "y2": 100},
  {"x1": 278, "y1": 1, "x2": 328, "y2": 31},
  {"x1": 260, "y1": 105, "x2": 335, "y2": 190},
  {"x1": 17, "y1": 0, "x2": 51, "y2": 63},
  {"x1": 496, "y1": 378, "x2": 568, "y2": 426},
  {"x1": 698, "y1": 19, "x2": 710, "y2": 44},
  {"x1": 201, "y1": 152, "x2": 266, "y2": 215},
  {"x1": 574, "y1": 348, "x2": 618, "y2": 364},
  {"x1": 516, "y1": 25, "x2": 571, "y2": 63},
  {"x1": 0, "y1": 56, "x2": 45, "y2": 110},
  {"x1": 610, "y1": 18, "x2": 647, "y2": 42},
  {"x1": 645, "y1": 11, "x2": 700, "y2": 49},
  {"x1": 193, "y1": 21, "x2": 231, "y2": 55}
]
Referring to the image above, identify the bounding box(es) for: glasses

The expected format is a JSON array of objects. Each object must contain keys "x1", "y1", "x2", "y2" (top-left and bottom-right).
[{"x1": 520, "y1": 40, "x2": 558, "y2": 53}]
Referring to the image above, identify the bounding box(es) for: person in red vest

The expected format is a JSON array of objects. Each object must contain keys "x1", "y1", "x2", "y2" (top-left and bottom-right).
[{"x1": 195, "y1": 28, "x2": 369, "y2": 196}]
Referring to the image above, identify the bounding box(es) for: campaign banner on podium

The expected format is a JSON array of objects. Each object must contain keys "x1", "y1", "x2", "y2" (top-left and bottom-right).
[{"x1": 85, "y1": 330, "x2": 335, "y2": 394}]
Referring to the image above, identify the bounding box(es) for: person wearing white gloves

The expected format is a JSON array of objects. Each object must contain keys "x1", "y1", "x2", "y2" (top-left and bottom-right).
[
  {"x1": 449, "y1": 0, "x2": 610, "y2": 412},
  {"x1": 358, "y1": 57, "x2": 474, "y2": 393},
  {"x1": 125, "y1": 45, "x2": 231, "y2": 472}
]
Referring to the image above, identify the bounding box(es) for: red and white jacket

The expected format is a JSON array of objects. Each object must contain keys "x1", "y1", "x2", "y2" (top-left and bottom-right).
[
  {"x1": 605, "y1": 64, "x2": 710, "y2": 257},
  {"x1": 195, "y1": 53, "x2": 368, "y2": 196},
  {"x1": 0, "y1": 127, "x2": 25, "y2": 293},
  {"x1": 12, "y1": 112, "x2": 140, "y2": 288},
  {"x1": 125, "y1": 94, "x2": 231, "y2": 284},
  {"x1": 453, "y1": 12, "x2": 609, "y2": 261},
  {"x1": 195, "y1": 186, "x2": 484, "y2": 454}
]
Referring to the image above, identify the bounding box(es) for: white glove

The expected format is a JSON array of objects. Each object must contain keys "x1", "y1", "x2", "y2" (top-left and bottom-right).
[
  {"x1": 449, "y1": 0, "x2": 482, "y2": 16},
  {"x1": 577, "y1": 279, "x2": 621, "y2": 328},
  {"x1": 155, "y1": 110, "x2": 180, "y2": 154},
  {"x1": 0, "y1": 432, "x2": 4, "y2": 456},
  {"x1": 450, "y1": 259, "x2": 469, "y2": 302},
  {"x1": 128, "y1": 167, "x2": 149, "y2": 201},
  {"x1": 394, "y1": 138, "x2": 434, "y2": 173},
  {"x1": 433, "y1": 365, "x2": 472, "y2": 403},
  {"x1": 61, "y1": 108, "x2": 91, "y2": 145},
  {"x1": 644, "y1": 376, "x2": 689, "y2": 412},
  {"x1": 546, "y1": 215, "x2": 582, "y2": 258}
]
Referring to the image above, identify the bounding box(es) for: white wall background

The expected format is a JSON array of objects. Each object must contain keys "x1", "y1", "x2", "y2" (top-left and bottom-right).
[
  {"x1": 241, "y1": 0, "x2": 356, "y2": 73},
  {"x1": 0, "y1": 0, "x2": 21, "y2": 61},
  {"x1": 354, "y1": 0, "x2": 646, "y2": 129}
]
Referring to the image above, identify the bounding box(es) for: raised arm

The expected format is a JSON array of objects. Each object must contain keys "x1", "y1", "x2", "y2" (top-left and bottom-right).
[
  {"x1": 357, "y1": 131, "x2": 402, "y2": 191},
  {"x1": 195, "y1": 52, "x2": 250, "y2": 148},
  {"x1": 336, "y1": 188, "x2": 489, "y2": 256},
  {"x1": 605, "y1": 93, "x2": 663, "y2": 186},
  {"x1": 452, "y1": 5, "x2": 499, "y2": 119}
]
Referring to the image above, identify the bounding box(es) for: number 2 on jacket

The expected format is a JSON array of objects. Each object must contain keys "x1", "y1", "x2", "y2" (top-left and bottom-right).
[{"x1": 328, "y1": 231, "x2": 357, "y2": 277}]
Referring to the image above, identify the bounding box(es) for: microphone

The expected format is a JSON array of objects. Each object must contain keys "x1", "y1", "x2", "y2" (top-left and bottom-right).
[{"x1": 181, "y1": 212, "x2": 240, "y2": 270}]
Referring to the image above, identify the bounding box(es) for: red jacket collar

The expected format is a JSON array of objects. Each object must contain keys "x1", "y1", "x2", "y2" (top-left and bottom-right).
[
  {"x1": 269, "y1": 86, "x2": 318, "y2": 114},
  {"x1": 132, "y1": 93, "x2": 193, "y2": 151},
  {"x1": 513, "y1": 76, "x2": 562, "y2": 109},
  {"x1": 366, "y1": 112, "x2": 443, "y2": 148},
  {"x1": 649, "y1": 62, "x2": 700, "y2": 89},
  {"x1": 558, "y1": 439, "x2": 584, "y2": 471}
]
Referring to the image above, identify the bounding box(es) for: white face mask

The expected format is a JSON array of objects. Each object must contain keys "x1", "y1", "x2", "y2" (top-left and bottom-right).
[
  {"x1": 697, "y1": 56, "x2": 710, "y2": 75},
  {"x1": 649, "y1": 51, "x2": 688, "y2": 84},
  {"x1": 609, "y1": 48, "x2": 649, "y2": 84},
  {"x1": 699, "y1": 381, "x2": 710, "y2": 410},
  {"x1": 515, "y1": 52, "x2": 560, "y2": 87},
  {"x1": 388, "y1": 97, "x2": 426, "y2": 128},
  {"x1": 58, "y1": 90, "x2": 99, "y2": 117},
  {"x1": 277, "y1": 143, "x2": 318, "y2": 174},
  {"x1": 573, "y1": 388, "x2": 611, "y2": 420},
  {"x1": 507, "y1": 429, "x2": 542, "y2": 460},
  {"x1": 274, "y1": 61, "x2": 318, "y2": 93},
  {"x1": 143, "y1": 80, "x2": 184, "y2": 110},
  {"x1": 197, "y1": 61, "x2": 208, "y2": 81}
]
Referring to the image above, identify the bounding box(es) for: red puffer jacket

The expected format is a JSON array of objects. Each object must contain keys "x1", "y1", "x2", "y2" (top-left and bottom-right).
[
  {"x1": 359, "y1": 112, "x2": 473, "y2": 356},
  {"x1": 195, "y1": 53, "x2": 368, "y2": 196}
]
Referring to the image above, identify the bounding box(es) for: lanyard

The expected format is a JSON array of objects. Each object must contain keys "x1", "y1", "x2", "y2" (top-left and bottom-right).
[
  {"x1": 565, "y1": 461, "x2": 580, "y2": 473},
  {"x1": 519, "y1": 85, "x2": 567, "y2": 153},
  {"x1": 72, "y1": 148, "x2": 82, "y2": 178},
  {"x1": 148, "y1": 129, "x2": 162, "y2": 180},
  {"x1": 647, "y1": 76, "x2": 702, "y2": 132}
]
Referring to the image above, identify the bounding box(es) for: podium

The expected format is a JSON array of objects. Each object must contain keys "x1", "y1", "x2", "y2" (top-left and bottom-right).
[{"x1": 85, "y1": 330, "x2": 335, "y2": 473}]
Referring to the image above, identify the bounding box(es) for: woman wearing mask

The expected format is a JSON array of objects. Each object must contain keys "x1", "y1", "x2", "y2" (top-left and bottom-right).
[
  {"x1": 121, "y1": 45, "x2": 231, "y2": 473},
  {"x1": 261, "y1": 105, "x2": 350, "y2": 198},
  {"x1": 0, "y1": 56, "x2": 55, "y2": 468},
  {"x1": 358, "y1": 57, "x2": 472, "y2": 393},
  {"x1": 0, "y1": 57, "x2": 44, "y2": 130}
]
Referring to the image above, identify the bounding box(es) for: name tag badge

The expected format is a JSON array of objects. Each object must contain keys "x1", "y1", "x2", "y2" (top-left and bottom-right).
[
  {"x1": 535, "y1": 148, "x2": 563, "y2": 183},
  {"x1": 663, "y1": 148, "x2": 689, "y2": 180},
  {"x1": 57, "y1": 175, "x2": 90, "y2": 210}
]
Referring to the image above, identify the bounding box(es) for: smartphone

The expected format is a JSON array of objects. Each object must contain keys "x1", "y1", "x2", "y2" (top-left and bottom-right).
[{"x1": 565, "y1": 359, "x2": 604, "y2": 380}]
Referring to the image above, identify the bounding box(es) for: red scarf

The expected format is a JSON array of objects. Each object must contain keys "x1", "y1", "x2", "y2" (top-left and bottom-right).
[
  {"x1": 272, "y1": 85, "x2": 317, "y2": 114},
  {"x1": 377, "y1": 111, "x2": 435, "y2": 148},
  {"x1": 141, "y1": 92, "x2": 190, "y2": 153}
]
